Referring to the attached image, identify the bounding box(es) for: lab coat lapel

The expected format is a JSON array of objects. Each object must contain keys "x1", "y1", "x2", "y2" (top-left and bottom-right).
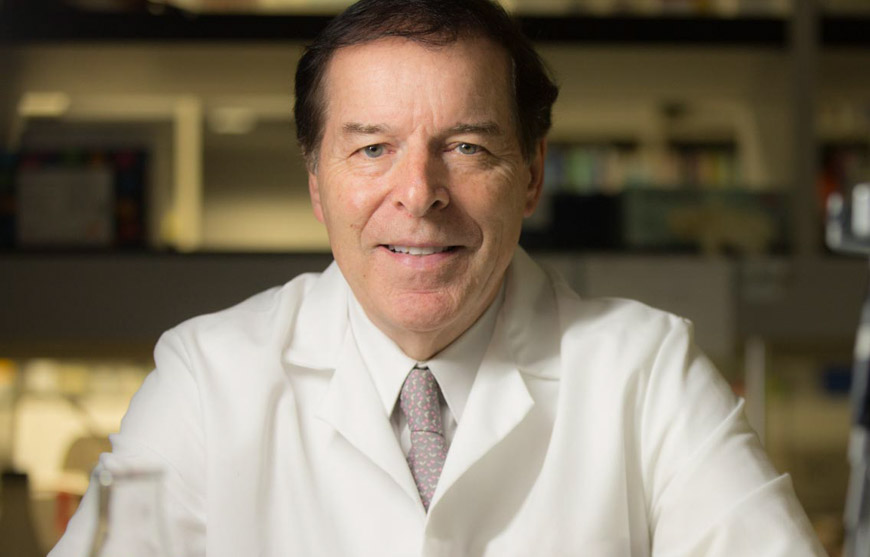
[
  {"x1": 432, "y1": 339, "x2": 534, "y2": 508},
  {"x1": 286, "y1": 262, "x2": 420, "y2": 506},
  {"x1": 430, "y1": 248, "x2": 560, "y2": 510},
  {"x1": 283, "y1": 261, "x2": 347, "y2": 370},
  {"x1": 316, "y1": 329, "x2": 421, "y2": 507},
  {"x1": 287, "y1": 251, "x2": 560, "y2": 514}
]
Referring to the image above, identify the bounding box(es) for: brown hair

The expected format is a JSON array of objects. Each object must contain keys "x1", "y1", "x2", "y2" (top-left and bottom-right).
[{"x1": 293, "y1": 0, "x2": 559, "y2": 167}]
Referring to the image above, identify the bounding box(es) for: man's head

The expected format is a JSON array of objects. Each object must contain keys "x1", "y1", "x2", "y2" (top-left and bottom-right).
[
  {"x1": 294, "y1": 0, "x2": 558, "y2": 168},
  {"x1": 296, "y1": 0, "x2": 559, "y2": 360}
]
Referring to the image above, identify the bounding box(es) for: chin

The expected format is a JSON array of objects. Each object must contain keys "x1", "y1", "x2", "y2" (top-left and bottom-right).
[
  {"x1": 390, "y1": 309, "x2": 456, "y2": 335},
  {"x1": 384, "y1": 295, "x2": 463, "y2": 335}
]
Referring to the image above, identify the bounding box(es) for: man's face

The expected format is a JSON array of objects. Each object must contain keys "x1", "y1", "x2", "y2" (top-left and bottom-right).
[{"x1": 308, "y1": 36, "x2": 544, "y2": 357}]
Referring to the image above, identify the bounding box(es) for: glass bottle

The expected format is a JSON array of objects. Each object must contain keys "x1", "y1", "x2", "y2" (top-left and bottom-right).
[{"x1": 87, "y1": 468, "x2": 173, "y2": 557}]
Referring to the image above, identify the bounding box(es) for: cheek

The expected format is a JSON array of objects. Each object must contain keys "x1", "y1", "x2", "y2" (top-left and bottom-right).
[
  {"x1": 321, "y1": 173, "x2": 384, "y2": 233},
  {"x1": 463, "y1": 171, "x2": 530, "y2": 226},
  {"x1": 456, "y1": 192, "x2": 524, "y2": 251}
]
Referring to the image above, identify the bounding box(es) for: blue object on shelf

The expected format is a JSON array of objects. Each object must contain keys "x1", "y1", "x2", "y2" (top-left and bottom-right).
[{"x1": 821, "y1": 363, "x2": 853, "y2": 396}]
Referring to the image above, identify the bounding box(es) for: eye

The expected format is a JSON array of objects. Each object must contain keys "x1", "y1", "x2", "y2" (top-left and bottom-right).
[
  {"x1": 456, "y1": 143, "x2": 481, "y2": 155},
  {"x1": 361, "y1": 144, "x2": 385, "y2": 158}
]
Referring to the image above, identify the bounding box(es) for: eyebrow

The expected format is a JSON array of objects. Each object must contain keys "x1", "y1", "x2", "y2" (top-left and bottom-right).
[
  {"x1": 340, "y1": 121, "x2": 504, "y2": 137},
  {"x1": 445, "y1": 122, "x2": 504, "y2": 136},
  {"x1": 342, "y1": 122, "x2": 390, "y2": 136}
]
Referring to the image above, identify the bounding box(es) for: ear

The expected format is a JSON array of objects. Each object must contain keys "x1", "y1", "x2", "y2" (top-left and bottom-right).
[
  {"x1": 523, "y1": 138, "x2": 547, "y2": 217},
  {"x1": 308, "y1": 171, "x2": 325, "y2": 224}
]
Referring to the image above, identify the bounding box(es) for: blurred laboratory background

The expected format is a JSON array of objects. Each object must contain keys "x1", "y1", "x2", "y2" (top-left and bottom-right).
[{"x1": 1, "y1": 0, "x2": 869, "y2": 555}]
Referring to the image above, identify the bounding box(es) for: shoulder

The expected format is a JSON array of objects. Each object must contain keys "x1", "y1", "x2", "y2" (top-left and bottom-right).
[
  {"x1": 510, "y1": 248, "x2": 688, "y2": 339},
  {"x1": 154, "y1": 262, "x2": 348, "y2": 374},
  {"x1": 168, "y1": 269, "x2": 324, "y2": 346},
  {"x1": 502, "y1": 250, "x2": 695, "y2": 383},
  {"x1": 555, "y1": 279, "x2": 692, "y2": 349},
  {"x1": 542, "y1": 263, "x2": 710, "y2": 400},
  {"x1": 546, "y1": 265, "x2": 732, "y2": 411}
]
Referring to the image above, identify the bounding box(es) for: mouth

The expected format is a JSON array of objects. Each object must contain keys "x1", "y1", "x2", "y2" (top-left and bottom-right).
[{"x1": 385, "y1": 245, "x2": 458, "y2": 256}]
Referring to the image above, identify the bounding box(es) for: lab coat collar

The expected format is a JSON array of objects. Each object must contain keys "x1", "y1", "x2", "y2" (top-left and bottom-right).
[
  {"x1": 283, "y1": 260, "x2": 348, "y2": 370},
  {"x1": 428, "y1": 248, "x2": 560, "y2": 509},
  {"x1": 430, "y1": 324, "x2": 535, "y2": 510},
  {"x1": 316, "y1": 325, "x2": 422, "y2": 510},
  {"x1": 283, "y1": 247, "x2": 561, "y2": 381},
  {"x1": 285, "y1": 248, "x2": 562, "y2": 513},
  {"x1": 499, "y1": 247, "x2": 562, "y2": 381}
]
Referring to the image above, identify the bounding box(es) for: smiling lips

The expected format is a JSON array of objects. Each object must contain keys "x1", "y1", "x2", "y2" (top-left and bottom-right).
[{"x1": 386, "y1": 245, "x2": 456, "y2": 256}]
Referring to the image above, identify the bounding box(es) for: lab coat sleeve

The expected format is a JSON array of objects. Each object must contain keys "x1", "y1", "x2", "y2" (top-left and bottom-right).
[
  {"x1": 49, "y1": 328, "x2": 207, "y2": 557},
  {"x1": 642, "y1": 317, "x2": 826, "y2": 556}
]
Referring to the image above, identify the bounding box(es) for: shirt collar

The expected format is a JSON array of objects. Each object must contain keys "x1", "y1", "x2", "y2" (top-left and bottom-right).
[{"x1": 348, "y1": 284, "x2": 505, "y2": 424}]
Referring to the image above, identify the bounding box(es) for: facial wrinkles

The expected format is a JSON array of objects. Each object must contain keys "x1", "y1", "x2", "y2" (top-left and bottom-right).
[
  {"x1": 320, "y1": 40, "x2": 527, "y2": 250},
  {"x1": 328, "y1": 144, "x2": 525, "y2": 258},
  {"x1": 393, "y1": 157, "x2": 522, "y2": 259},
  {"x1": 387, "y1": 48, "x2": 500, "y2": 141},
  {"x1": 307, "y1": 37, "x2": 545, "y2": 360},
  {"x1": 320, "y1": 40, "x2": 521, "y2": 153},
  {"x1": 325, "y1": 44, "x2": 518, "y2": 158}
]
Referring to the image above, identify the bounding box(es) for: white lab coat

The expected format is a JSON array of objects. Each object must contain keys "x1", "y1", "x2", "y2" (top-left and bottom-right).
[{"x1": 51, "y1": 248, "x2": 825, "y2": 556}]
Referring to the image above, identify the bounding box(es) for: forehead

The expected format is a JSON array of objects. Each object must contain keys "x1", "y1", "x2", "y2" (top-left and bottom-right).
[{"x1": 320, "y1": 36, "x2": 514, "y2": 128}]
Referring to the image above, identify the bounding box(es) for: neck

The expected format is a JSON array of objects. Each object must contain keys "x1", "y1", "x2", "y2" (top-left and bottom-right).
[
  {"x1": 372, "y1": 286, "x2": 502, "y2": 362},
  {"x1": 392, "y1": 330, "x2": 461, "y2": 361}
]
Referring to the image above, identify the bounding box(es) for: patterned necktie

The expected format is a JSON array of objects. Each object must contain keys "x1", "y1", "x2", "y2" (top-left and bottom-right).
[{"x1": 399, "y1": 366, "x2": 448, "y2": 511}]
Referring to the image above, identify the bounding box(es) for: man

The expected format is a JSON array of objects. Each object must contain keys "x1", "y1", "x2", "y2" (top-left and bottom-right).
[{"x1": 52, "y1": 0, "x2": 825, "y2": 555}]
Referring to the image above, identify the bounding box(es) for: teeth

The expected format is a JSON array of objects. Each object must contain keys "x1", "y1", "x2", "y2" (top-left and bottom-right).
[{"x1": 388, "y1": 245, "x2": 450, "y2": 255}]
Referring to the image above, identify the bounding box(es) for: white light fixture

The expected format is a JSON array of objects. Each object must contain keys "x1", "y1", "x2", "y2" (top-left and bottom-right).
[
  {"x1": 17, "y1": 92, "x2": 72, "y2": 118},
  {"x1": 208, "y1": 106, "x2": 258, "y2": 135}
]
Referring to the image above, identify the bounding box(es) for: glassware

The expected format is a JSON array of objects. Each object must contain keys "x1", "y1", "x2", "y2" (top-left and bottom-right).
[{"x1": 87, "y1": 468, "x2": 173, "y2": 557}]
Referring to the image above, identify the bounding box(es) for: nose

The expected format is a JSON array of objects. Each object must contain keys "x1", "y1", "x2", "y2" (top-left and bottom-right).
[{"x1": 391, "y1": 148, "x2": 449, "y2": 217}]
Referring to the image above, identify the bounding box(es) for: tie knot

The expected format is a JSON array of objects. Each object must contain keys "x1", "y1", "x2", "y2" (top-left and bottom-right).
[{"x1": 399, "y1": 366, "x2": 443, "y2": 435}]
